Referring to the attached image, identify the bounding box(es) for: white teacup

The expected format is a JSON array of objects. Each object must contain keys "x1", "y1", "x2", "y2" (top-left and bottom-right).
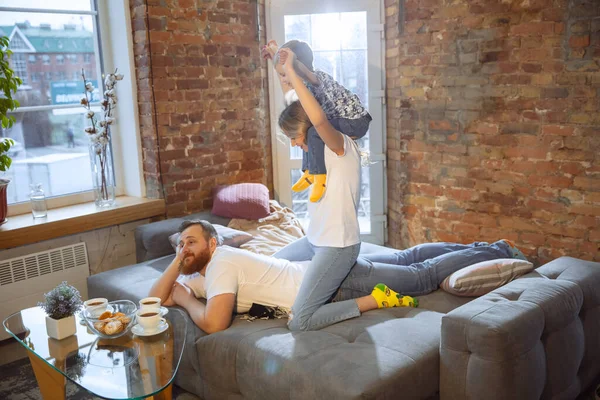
[
  {"x1": 84, "y1": 298, "x2": 108, "y2": 317},
  {"x1": 136, "y1": 309, "x2": 164, "y2": 332},
  {"x1": 139, "y1": 297, "x2": 161, "y2": 312}
]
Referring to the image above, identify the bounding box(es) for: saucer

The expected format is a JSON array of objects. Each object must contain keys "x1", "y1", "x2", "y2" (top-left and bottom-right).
[{"x1": 131, "y1": 319, "x2": 168, "y2": 337}]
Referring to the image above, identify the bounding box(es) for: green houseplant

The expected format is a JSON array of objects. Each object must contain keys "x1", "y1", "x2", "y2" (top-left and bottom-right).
[
  {"x1": 39, "y1": 281, "x2": 83, "y2": 340},
  {"x1": 0, "y1": 35, "x2": 22, "y2": 224}
]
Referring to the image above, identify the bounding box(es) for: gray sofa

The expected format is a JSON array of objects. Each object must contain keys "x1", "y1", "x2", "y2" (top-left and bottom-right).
[{"x1": 88, "y1": 212, "x2": 600, "y2": 400}]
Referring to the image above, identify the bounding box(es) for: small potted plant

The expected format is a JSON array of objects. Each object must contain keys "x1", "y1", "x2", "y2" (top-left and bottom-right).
[
  {"x1": 39, "y1": 281, "x2": 83, "y2": 340},
  {"x1": 0, "y1": 35, "x2": 23, "y2": 224}
]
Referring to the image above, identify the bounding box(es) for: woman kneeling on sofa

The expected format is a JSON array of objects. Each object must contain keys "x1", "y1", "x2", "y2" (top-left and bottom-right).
[{"x1": 148, "y1": 220, "x2": 528, "y2": 334}]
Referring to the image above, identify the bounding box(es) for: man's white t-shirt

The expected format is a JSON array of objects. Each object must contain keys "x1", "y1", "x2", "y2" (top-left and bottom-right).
[
  {"x1": 180, "y1": 246, "x2": 309, "y2": 313},
  {"x1": 307, "y1": 134, "x2": 361, "y2": 248}
]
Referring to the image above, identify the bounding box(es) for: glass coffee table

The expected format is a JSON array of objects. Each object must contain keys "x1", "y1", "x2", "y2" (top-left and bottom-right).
[{"x1": 3, "y1": 306, "x2": 187, "y2": 400}]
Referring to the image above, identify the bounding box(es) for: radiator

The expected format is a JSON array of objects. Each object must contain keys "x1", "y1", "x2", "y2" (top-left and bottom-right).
[{"x1": 0, "y1": 243, "x2": 90, "y2": 341}]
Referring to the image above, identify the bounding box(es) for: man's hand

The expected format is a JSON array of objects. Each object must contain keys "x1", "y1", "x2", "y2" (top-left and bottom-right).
[
  {"x1": 261, "y1": 40, "x2": 278, "y2": 61},
  {"x1": 171, "y1": 281, "x2": 194, "y2": 306},
  {"x1": 175, "y1": 243, "x2": 190, "y2": 272}
]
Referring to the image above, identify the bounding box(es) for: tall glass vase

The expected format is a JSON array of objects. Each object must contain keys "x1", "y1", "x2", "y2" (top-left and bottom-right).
[{"x1": 89, "y1": 142, "x2": 116, "y2": 208}]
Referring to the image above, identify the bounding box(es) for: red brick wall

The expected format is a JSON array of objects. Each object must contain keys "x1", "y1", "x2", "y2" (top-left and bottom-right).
[
  {"x1": 130, "y1": 0, "x2": 272, "y2": 216},
  {"x1": 385, "y1": 0, "x2": 600, "y2": 264}
]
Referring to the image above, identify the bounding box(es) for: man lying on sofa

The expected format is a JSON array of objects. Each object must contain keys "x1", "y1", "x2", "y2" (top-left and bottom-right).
[{"x1": 148, "y1": 220, "x2": 528, "y2": 333}]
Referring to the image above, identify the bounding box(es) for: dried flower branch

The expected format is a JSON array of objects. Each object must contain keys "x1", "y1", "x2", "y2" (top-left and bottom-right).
[{"x1": 80, "y1": 68, "x2": 124, "y2": 203}]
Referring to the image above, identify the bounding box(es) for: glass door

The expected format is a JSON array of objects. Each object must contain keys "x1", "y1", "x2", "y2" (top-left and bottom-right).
[{"x1": 267, "y1": 0, "x2": 386, "y2": 244}]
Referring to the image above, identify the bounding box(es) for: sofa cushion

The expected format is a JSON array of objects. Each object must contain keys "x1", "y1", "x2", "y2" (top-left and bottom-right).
[
  {"x1": 196, "y1": 307, "x2": 445, "y2": 400},
  {"x1": 212, "y1": 183, "x2": 270, "y2": 220},
  {"x1": 417, "y1": 288, "x2": 473, "y2": 314},
  {"x1": 168, "y1": 224, "x2": 254, "y2": 250},
  {"x1": 135, "y1": 212, "x2": 232, "y2": 262}
]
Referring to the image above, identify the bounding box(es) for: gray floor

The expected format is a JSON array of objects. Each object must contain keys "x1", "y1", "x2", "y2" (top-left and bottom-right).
[{"x1": 0, "y1": 339, "x2": 27, "y2": 366}]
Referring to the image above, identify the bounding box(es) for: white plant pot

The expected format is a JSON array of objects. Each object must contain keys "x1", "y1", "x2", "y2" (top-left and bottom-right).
[{"x1": 45, "y1": 315, "x2": 76, "y2": 340}]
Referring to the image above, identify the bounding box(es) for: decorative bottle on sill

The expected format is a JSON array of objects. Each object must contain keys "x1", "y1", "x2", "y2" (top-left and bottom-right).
[
  {"x1": 89, "y1": 142, "x2": 116, "y2": 208},
  {"x1": 30, "y1": 183, "x2": 48, "y2": 218}
]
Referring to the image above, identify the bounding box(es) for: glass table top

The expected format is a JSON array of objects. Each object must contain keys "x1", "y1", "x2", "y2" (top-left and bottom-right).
[{"x1": 3, "y1": 306, "x2": 187, "y2": 400}]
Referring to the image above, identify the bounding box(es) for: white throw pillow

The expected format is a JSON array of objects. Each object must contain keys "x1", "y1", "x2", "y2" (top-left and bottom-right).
[
  {"x1": 168, "y1": 224, "x2": 253, "y2": 251},
  {"x1": 441, "y1": 258, "x2": 534, "y2": 297}
]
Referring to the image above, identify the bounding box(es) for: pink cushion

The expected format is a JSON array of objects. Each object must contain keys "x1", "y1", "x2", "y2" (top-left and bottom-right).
[
  {"x1": 211, "y1": 183, "x2": 270, "y2": 220},
  {"x1": 440, "y1": 258, "x2": 534, "y2": 297}
]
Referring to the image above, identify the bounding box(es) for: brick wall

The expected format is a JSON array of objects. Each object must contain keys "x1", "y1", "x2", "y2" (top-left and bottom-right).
[
  {"x1": 130, "y1": 0, "x2": 272, "y2": 216},
  {"x1": 385, "y1": 0, "x2": 599, "y2": 264}
]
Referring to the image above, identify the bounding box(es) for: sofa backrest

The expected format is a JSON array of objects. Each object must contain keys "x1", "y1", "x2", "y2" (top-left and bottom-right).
[{"x1": 134, "y1": 212, "x2": 231, "y2": 262}]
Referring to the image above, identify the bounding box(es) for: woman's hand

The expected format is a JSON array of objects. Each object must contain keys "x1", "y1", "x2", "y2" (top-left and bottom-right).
[{"x1": 278, "y1": 48, "x2": 297, "y2": 73}]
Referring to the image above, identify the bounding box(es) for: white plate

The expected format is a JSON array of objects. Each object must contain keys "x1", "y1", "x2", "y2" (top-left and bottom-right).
[{"x1": 132, "y1": 319, "x2": 168, "y2": 337}]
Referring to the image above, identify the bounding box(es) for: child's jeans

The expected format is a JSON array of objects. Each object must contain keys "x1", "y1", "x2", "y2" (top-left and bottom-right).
[
  {"x1": 334, "y1": 241, "x2": 514, "y2": 300},
  {"x1": 302, "y1": 114, "x2": 372, "y2": 175}
]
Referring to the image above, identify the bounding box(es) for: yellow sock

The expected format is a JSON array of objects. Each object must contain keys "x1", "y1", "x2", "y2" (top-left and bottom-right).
[
  {"x1": 309, "y1": 174, "x2": 327, "y2": 202},
  {"x1": 292, "y1": 171, "x2": 313, "y2": 192},
  {"x1": 371, "y1": 284, "x2": 419, "y2": 308}
]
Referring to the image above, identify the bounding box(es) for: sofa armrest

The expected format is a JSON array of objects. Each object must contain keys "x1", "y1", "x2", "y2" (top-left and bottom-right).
[{"x1": 440, "y1": 256, "x2": 600, "y2": 400}]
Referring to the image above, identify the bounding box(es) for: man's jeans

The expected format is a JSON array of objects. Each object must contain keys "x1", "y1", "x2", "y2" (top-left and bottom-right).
[
  {"x1": 275, "y1": 240, "x2": 513, "y2": 330},
  {"x1": 273, "y1": 237, "x2": 361, "y2": 331},
  {"x1": 334, "y1": 241, "x2": 514, "y2": 301},
  {"x1": 302, "y1": 115, "x2": 371, "y2": 175}
]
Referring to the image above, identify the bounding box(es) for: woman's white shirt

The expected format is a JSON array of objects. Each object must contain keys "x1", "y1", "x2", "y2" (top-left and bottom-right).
[{"x1": 306, "y1": 134, "x2": 361, "y2": 248}]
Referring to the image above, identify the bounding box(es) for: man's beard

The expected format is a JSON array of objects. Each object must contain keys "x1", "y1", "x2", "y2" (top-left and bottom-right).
[{"x1": 180, "y1": 248, "x2": 211, "y2": 275}]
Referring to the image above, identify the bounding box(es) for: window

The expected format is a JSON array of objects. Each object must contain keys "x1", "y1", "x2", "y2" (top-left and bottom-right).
[
  {"x1": 268, "y1": 2, "x2": 387, "y2": 244},
  {"x1": 10, "y1": 53, "x2": 28, "y2": 85},
  {"x1": 84, "y1": 53, "x2": 91, "y2": 64},
  {"x1": 0, "y1": 3, "x2": 105, "y2": 206}
]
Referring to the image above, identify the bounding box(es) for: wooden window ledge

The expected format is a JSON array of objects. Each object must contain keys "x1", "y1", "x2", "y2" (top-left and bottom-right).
[{"x1": 0, "y1": 196, "x2": 165, "y2": 250}]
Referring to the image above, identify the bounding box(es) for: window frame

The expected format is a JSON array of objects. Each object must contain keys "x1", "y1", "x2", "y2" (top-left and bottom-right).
[{"x1": 2, "y1": 0, "x2": 146, "y2": 216}]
